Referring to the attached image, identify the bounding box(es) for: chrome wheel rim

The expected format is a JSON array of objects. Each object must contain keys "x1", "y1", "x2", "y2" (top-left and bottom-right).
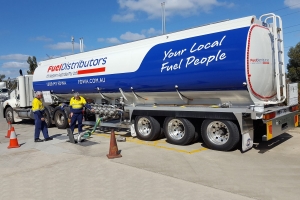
[
  {"x1": 56, "y1": 112, "x2": 65, "y2": 126},
  {"x1": 137, "y1": 117, "x2": 152, "y2": 136},
  {"x1": 206, "y1": 121, "x2": 229, "y2": 145},
  {"x1": 167, "y1": 119, "x2": 185, "y2": 140}
]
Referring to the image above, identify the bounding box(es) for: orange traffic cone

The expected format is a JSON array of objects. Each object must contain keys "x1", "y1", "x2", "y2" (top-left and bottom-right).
[
  {"x1": 107, "y1": 129, "x2": 122, "y2": 159},
  {"x1": 8, "y1": 127, "x2": 20, "y2": 149},
  {"x1": 5, "y1": 122, "x2": 12, "y2": 138}
]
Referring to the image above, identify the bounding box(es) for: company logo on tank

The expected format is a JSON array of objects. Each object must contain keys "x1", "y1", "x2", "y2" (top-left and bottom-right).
[
  {"x1": 47, "y1": 57, "x2": 107, "y2": 73},
  {"x1": 250, "y1": 58, "x2": 269, "y2": 64}
]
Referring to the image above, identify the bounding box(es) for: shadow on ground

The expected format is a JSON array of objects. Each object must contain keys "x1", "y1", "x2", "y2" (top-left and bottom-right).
[{"x1": 252, "y1": 133, "x2": 292, "y2": 153}]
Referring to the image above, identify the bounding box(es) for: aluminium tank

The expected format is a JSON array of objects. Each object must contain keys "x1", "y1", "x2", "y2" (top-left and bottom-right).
[{"x1": 33, "y1": 15, "x2": 276, "y2": 106}]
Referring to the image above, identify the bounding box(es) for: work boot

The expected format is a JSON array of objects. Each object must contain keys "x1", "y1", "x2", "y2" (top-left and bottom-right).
[
  {"x1": 35, "y1": 138, "x2": 44, "y2": 142},
  {"x1": 45, "y1": 137, "x2": 53, "y2": 141}
]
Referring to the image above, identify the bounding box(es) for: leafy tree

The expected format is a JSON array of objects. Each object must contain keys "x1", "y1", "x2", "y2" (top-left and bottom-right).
[
  {"x1": 27, "y1": 56, "x2": 38, "y2": 74},
  {"x1": 5, "y1": 77, "x2": 17, "y2": 91},
  {"x1": 0, "y1": 74, "x2": 5, "y2": 81},
  {"x1": 287, "y1": 42, "x2": 300, "y2": 82}
]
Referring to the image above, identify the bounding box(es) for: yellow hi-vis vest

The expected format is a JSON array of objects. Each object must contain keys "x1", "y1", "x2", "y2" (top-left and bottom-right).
[
  {"x1": 69, "y1": 96, "x2": 86, "y2": 110},
  {"x1": 32, "y1": 97, "x2": 44, "y2": 112}
]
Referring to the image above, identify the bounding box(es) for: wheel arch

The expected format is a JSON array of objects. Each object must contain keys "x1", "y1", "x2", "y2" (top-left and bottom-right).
[{"x1": 3, "y1": 104, "x2": 11, "y2": 118}]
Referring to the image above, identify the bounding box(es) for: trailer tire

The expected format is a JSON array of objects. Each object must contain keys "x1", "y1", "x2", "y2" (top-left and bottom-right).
[
  {"x1": 163, "y1": 117, "x2": 195, "y2": 145},
  {"x1": 201, "y1": 120, "x2": 240, "y2": 151},
  {"x1": 135, "y1": 116, "x2": 161, "y2": 141},
  {"x1": 54, "y1": 109, "x2": 68, "y2": 129},
  {"x1": 191, "y1": 131, "x2": 200, "y2": 143},
  {"x1": 5, "y1": 107, "x2": 15, "y2": 124},
  {"x1": 43, "y1": 108, "x2": 52, "y2": 128}
]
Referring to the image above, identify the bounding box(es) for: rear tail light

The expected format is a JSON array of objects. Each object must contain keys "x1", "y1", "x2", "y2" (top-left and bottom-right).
[
  {"x1": 266, "y1": 121, "x2": 273, "y2": 140},
  {"x1": 263, "y1": 112, "x2": 276, "y2": 120},
  {"x1": 295, "y1": 115, "x2": 299, "y2": 127},
  {"x1": 289, "y1": 105, "x2": 298, "y2": 112}
]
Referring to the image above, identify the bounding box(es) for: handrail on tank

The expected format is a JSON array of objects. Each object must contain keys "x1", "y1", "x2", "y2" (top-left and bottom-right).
[
  {"x1": 259, "y1": 13, "x2": 276, "y2": 21},
  {"x1": 276, "y1": 15, "x2": 286, "y2": 104},
  {"x1": 259, "y1": 13, "x2": 286, "y2": 104}
]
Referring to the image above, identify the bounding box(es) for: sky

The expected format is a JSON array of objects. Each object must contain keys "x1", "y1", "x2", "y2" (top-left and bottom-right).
[{"x1": 0, "y1": 0, "x2": 300, "y2": 79}]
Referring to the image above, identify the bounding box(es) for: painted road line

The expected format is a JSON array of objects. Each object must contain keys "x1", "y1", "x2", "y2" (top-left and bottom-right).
[{"x1": 93, "y1": 132, "x2": 208, "y2": 154}]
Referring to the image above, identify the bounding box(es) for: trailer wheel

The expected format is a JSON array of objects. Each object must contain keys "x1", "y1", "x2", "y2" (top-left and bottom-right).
[
  {"x1": 54, "y1": 109, "x2": 68, "y2": 129},
  {"x1": 163, "y1": 117, "x2": 195, "y2": 145},
  {"x1": 135, "y1": 116, "x2": 160, "y2": 141},
  {"x1": 43, "y1": 108, "x2": 52, "y2": 128},
  {"x1": 201, "y1": 120, "x2": 240, "y2": 151},
  {"x1": 5, "y1": 107, "x2": 15, "y2": 124}
]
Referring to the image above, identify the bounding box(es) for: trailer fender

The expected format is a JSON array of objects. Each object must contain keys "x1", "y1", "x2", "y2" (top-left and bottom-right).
[{"x1": 234, "y1": 113, "x2": 254, "y2": 152}]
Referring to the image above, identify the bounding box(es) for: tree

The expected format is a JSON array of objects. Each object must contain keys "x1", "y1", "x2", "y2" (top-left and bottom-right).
[
  {"x1": 27, "y1": 56, "x2": 38, "y2": 74},
  {"x1": 287, "y1": 42, "x2": 300, "y2": 82},
  {"x1": 0, "y1": 74, "x2": 5, "y2": 82},
  {"x1": 5, "y1": 77, "x2": 17, "y2": 91}
]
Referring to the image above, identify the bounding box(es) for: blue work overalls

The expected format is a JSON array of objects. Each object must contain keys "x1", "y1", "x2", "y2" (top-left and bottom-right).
[
  {"x1": 70, "y1": 112, "x2": 83, "y2": 133},
  {"x1": 69, "y1": 96, "x2": 92, "y2": 134},
  {"x1": 32, "y1": 97, "x2": 49, "y2": 139}
]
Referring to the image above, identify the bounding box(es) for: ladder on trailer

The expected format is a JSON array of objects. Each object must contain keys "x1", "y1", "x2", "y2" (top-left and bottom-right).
[{"x1": 259, "y1": 13, "x2": 286, "y2": 104}]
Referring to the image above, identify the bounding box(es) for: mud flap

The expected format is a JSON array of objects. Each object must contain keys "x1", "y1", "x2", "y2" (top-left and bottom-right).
[
  {"x1": 130, "y1": 124, "x2": 136, "y2": 137},
  {"x1": 242, "y1": 133, "x2": 253, "y2": 152}
]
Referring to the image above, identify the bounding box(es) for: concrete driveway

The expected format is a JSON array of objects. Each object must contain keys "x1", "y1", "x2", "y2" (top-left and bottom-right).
[{"x1": 0, "y1": 118, "x2": 299, "y2": 200}]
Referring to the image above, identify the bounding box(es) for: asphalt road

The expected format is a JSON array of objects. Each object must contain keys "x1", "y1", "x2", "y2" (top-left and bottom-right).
[{"x1": 0, "y1": 118, "x2": 300, "y2": 200}]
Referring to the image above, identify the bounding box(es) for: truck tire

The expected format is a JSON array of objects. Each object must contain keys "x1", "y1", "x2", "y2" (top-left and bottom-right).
[
  {"x1": 201, "y1": 120, "x2": 240, "y2": 151},
  {"x1": 163, "y1": 117, "x2": 195, "y2": 145},
  {"x1": 5, "y1": 107, "x2": 15, "y2": 124},
  {"x1": 54, "y1": 109, "x2": 68, "y2": 129},
  {"x1": 64, "y1": 107, "x2": 71, "y2": 117},
  {"x1": 135, "y1": 116, "x2": 160, "y2": 141},
  {"x1": 43, "y1": 108, "x2": 52, "y2": 128}
]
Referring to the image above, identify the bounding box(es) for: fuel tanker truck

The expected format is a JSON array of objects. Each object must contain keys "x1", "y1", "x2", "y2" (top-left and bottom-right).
[{"x1": 3, "y1": 13, "x2": 299, "y2": 152}]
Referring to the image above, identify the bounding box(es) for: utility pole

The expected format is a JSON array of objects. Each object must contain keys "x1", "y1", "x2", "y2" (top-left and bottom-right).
[
  {"x1": 161, "y1": 2, "x2": 166, "y2": 34},
  {"x1": 71, "y1": 36, "x2": 74, "y2": 54},
  {"x1": 79, "y1": 37, "x2": 84, "y2": 52}
]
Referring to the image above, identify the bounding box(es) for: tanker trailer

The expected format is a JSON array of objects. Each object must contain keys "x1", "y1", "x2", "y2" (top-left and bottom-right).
[{"x1": 31, "y1": 13, "x2": 298, "y2": 151}]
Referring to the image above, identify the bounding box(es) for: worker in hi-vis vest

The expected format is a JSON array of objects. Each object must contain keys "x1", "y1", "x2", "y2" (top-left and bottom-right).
[
  {"x1": 69, "y1": 92, "x2": 94, "y2": 134},
  {"x1": 32, "y1": 91, "x2": 52, "y2": 142}
]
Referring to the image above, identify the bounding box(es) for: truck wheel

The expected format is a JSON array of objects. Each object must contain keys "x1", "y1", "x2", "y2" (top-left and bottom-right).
[
  {"x1": 44, "y1": 108, "x2": 52, "y2": 128},
  {"x1": 5, "y1": 107, "x2": 15, "y2": 124},
  {"x1": 201, "y1": 120, "x2": 240, "y2": 151},
  {"x1": 54, "y1": 109, "x2": 68, "y2": 129},
  {"x1": 163, "y1": 117, "x2": 195, "y2": 145},
  {"x1": 135, "y1": 116, "x2": 160, "y2": 141}
]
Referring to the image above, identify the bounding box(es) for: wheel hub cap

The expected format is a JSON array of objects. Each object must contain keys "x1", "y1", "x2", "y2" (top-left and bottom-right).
[
  {"x1": 167, "y1": 119, "x2": 185, "y2": 140},
  {"x1": 137, "y1": 117, "x2": 151, "y2": 136},
  {"x1": 207, "y1": 121, "x2": 229, "y2": 145}
]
